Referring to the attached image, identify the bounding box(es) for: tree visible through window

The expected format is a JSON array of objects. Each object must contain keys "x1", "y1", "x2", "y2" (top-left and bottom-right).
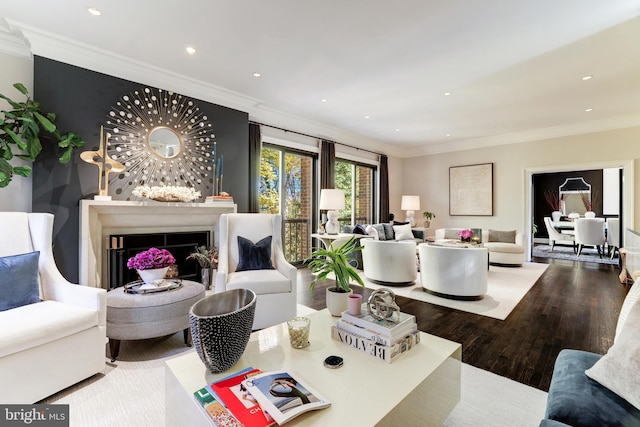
[{"x1": 335, "y1": 160, "x2": 375, "y2": 226}]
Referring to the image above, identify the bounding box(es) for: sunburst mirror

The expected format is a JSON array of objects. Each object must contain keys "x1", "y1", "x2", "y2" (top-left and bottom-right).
[{"x1": 105, "y1": 87, "x2": 215, "y2": 200}]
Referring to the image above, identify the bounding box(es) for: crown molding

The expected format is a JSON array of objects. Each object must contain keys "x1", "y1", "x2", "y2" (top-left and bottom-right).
[
  {"x1": 406, "y1": 113, "x2": 640, "y2": 157},
  {"x1": 0, "y1": 18, "x2": 31, "y2": 59}
]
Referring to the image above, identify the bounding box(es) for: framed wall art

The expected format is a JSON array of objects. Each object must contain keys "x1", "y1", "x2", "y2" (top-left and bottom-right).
[{"x1": 449, "y1": 163, "x2": 493, "y2": 216}]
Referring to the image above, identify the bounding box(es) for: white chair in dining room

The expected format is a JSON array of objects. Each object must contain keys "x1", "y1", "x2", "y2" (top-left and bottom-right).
[
  {"x1": 216, "y1": 213, "x2": 297, "y2": 330},
  {"x1": 574, "y1": 218, "x2": 606, "y2": 258},
  {"x1": 543, "y1": 217, "x2": 575, "y2": 252},
  {"x1": 606, "y1": 218, "x2": 621, "y2": 259}
]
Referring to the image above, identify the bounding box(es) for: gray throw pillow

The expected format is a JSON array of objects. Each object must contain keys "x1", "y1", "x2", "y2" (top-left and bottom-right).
[
  {"x1": 444, "y1": 229, "x2": 460, "y2": 240},
  {"x1": 382, "y1": 224, "x2": 395, "y2": 240},
  {"x1": 0, "y1": 251, "x2": 41, "y2": 311},
  {"x1": 488, "y1": 230, "x2": 516, "y2": 243},
  {"x1": 371, "y1": 224, "x2": 386, "y2": 241}
]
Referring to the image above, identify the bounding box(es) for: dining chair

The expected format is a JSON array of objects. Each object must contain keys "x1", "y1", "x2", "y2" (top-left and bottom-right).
[
  {"x1": 574, "y1": 218, "x2": 606, "y2": 258},
  {"x1": 543, "y1": 217, "x2": 575, "y2": 252},
  {"x1": 606, "y1": 218, "x2": 621, "y2": 259}
]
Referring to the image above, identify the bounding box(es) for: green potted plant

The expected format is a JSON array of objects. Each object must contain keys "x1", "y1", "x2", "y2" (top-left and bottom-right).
[
  {"x1": 422, "y1": 211, "x2": 436, "y2": 228},
  {"x1": 0, "y1": 83, "x2": 84, "y2": 188},
  {"x1": 307, "y1": 236, "x2": 364, "y2": 316}
]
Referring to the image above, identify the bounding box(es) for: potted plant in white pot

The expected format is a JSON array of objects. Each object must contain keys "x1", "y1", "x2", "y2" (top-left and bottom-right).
[{"x1": 307, "y1": 236, "x2": 364, "y2": 316}]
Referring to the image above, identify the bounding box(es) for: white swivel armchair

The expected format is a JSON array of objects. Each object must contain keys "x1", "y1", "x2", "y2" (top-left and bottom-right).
[
  {"x1": 216, "y1": 214, "x2": 297, "y2": 330},
  {"x1": 574, "y1": 218, "x2": 606, "y2": 258},
  {"x1": 361, "y1": 239, "x2": 417, "y2": 285},
  {"x1": 0, "y1": 212, "x2": 106, "y2": 403},
  {"x1": 544, "y1": 217, "x2": 575, "y2": 252},
  {"x1": 607, "y1": 218, "x2": 621, "y2": 259}
]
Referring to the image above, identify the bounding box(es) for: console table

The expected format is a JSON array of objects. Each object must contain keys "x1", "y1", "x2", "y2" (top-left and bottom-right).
[{"x1": 165, "y1": 309, "x2": 461, "y2": 426}]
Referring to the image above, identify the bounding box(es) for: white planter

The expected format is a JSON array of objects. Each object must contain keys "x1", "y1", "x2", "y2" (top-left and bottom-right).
[
  {"x1": 551, "y1": 211, "x2": 562, "y2": 222},
  {"x1": 585, "y1": 211, "x2": 596, "y2": 218},
  {"x1": 326, "y1": 287, "x2": 353, "y2": 316},
  {"x1": 137, "y1": 267, "x2": 169, "y2": 284}
]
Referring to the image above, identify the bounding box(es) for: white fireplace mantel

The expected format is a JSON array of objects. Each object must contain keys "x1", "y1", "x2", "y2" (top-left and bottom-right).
[{"x1": 79, "y1": 199, "x2": 236, "y2": 288}]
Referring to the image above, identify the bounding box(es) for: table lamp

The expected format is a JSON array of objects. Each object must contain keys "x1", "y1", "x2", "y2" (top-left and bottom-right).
[
  {"x1": 401, "y1": 195, "x2": 420, "y2": 227},
  {"x1": 320, "y1": 189, "x2": 346, "y2": 234}
]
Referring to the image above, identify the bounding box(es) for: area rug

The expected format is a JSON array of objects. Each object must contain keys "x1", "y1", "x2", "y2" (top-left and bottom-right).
[
  {"x1": 361, "y1": 262, "x2": 549, "y2": 320},
  {"x1": 532, "y1": 244, "x2": 618, "y2": 265},
  {"x1": 41, "y1": 304, "x2": 548, "y2": 427}
]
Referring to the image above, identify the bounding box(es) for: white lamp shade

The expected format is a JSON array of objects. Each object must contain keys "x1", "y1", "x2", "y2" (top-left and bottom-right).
[
  {"x1": 401, "y1": 195, "x2": 420, "y2": 211},
  {"x1": 319, "y1": 189, "x2": 346, "y2": 210}
]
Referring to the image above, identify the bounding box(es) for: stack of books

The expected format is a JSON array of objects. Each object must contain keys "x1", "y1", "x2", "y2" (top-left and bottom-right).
[
  {"x1": 194, "y1": 367, "x2": 330, "y2": 426},
  {"x1": 331, "y1": 303, "x2": 420, "y2": 363},
  {"x1": 205, "y1": 194, "x2": 234, "y2": 204}
]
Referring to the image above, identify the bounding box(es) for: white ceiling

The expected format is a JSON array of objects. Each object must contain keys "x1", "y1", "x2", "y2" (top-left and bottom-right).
[{"x1": 1, "y1": 0, "x2": 639, "y2": 157}]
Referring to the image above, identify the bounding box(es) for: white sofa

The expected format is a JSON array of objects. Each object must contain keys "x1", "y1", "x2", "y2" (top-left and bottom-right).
[
  {"x1": 361, "y1": 239, "x2": 417, "y2": 285},
  {"x1": 435, "y1": 228, "x2": 526, "y2": 266},
  {"x1": 0, "y1": 212, "x2": 106, "y2": 404}
]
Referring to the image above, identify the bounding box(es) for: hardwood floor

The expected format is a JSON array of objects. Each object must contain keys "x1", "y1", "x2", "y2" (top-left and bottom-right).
[{"x1": 296, "y1": 257, "x2": 630, "y2": 392}]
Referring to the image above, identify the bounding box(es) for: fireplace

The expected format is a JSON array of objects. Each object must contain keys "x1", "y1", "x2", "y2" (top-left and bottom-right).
[
  {"x1": 79, "y1": 199, "x2": 236, "y2": 288},
  {"x1": 107, "y1": 231, "x2": 210, "y2": 289}
]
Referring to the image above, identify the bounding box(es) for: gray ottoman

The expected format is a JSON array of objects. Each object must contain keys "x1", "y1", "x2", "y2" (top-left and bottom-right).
[{"x1": 107, "y1": 280, "x2": 205, "y2": 361}]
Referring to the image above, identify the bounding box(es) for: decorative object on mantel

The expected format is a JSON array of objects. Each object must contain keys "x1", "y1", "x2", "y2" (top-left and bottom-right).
[
  {"x1": 132, "y1": 185, "x2": 201, "y2": 202},
  {"x1": 126, "y1": 247, "x2": 176, "y2": 285},
  {"x1": 0, "y1": 82, "x2": 85, "y2": 188},
  {"x1": 204, "y1": 191, "x2": 234, "y2": 204},
  {"x1": 544, "y1": 189, "x2": 563, "y2": 222},
  {"x1": 187, "y1": 245, "x2": 219, "y2": 290},
  {"x1": 105, "y1": 86, "x2": 216, "y2": 200},
  {"x1": 80, "y1": 126, "x2": 125, "y2": 200}
]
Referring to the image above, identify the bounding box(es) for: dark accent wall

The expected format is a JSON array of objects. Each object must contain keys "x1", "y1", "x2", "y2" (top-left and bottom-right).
[
  {"x1": 532, "y1": 170, "x2": 603, "y2": 238},
  {"x1": 32, "y1": 57, "x2": 249, "y2": 282}
]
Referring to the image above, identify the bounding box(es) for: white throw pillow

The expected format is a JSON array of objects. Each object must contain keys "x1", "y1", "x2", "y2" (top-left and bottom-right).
[
  {"x1": 365, "y1": 225, "x2": 379, "y2": 240},
  {"x1": 393, "y1": 224, "x2": 414, "y2": 241},
  {"x1": 585, "y1": 298, "x2": 640, "y2": 410},
  {"x1": 615, "y1": 278, "x2": 640, "y2": 341}
]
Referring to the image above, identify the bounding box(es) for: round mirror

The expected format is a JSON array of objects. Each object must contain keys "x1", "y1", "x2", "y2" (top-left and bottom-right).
[{"x1": 147, "y1": 126, "x2": 182, "y2": 159}]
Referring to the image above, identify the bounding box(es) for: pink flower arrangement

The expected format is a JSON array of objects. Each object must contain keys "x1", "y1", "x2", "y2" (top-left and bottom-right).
[
  {"x1": 127, "y1": 247, "x2": 175, "y2": 270},
  {"x1": 458, "y1": 229, "x2": 473, "y2": 240}
]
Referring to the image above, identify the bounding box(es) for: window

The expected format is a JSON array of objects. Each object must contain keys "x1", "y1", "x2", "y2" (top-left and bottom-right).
[
  {"x1": 260, "y1": 145, "x2": 316, "y2": 264},
  {"x1": 335, "y1": 160, "x2": 376, "y2": 227}
]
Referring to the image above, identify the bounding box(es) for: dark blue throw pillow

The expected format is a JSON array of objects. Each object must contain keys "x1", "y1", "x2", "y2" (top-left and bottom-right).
[
  {"x1": 353, "y1": 224, "x2": 367, "y2": 235},
  {"x1": 236, "y1": 236, "x2": 274, "y2": 272},
  {"x1": 0, "y1": 251, "x2": 41, "y2": 312}
]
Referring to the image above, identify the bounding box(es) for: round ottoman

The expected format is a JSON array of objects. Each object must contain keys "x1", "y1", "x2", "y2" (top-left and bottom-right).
[{"x1": 106, "y1": 280, "x2": 205, "y2": 361}]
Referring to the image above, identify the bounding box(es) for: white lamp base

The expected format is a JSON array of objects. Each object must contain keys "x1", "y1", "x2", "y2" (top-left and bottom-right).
[
  {"x1": 325, "y1": 210, "x2": 340, "y2": 235},
  {"x1": 405, "y1": 210, "x2": 416, "y2": 227}
]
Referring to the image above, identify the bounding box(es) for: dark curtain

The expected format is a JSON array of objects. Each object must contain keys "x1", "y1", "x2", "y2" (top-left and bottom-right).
[
  {"x1": 248, "y1": 123, "x2": 261, "y2": 213},
  {"x1": 379, "y1": 155, "x2": 390, "y2": 223},
  {"x1": 320, "y1": 140, "x2": 335, "y2": 189}
]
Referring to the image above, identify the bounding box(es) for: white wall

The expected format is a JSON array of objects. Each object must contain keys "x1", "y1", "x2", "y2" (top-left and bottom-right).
[
  {"x1": 402, "y1": 126, "x2": 640, "y2": 236},
  {"x1": 0, "y1": 51, "x2": 33, "y2": 212}
]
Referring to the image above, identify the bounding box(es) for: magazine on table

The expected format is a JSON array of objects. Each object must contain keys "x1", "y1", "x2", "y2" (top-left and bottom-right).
[{"x1": 241, "y1": 370, "x2": 331, "y2": 425}]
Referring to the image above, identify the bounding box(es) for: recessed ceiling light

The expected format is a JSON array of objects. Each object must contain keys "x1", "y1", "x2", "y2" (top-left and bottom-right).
[
  {"x1": 585, "y1": 108, "x2": 593, "y2": 112},
  {"x1": 88, "y1": 7, "x2": 101, "y2": 16},
  {"x1": 446, "y1": 133, "x2": 451, "y2": 137},
  {"x1": 582, "y1": 75, "x2": 593, "y2": 81},
  {"x1": 253, "y1": 72, "x2": 261, "y2": 77},
  {"x1": 364, "y1": 115, "x2": 370, "y2": 119},
  {"x1": 444, "y1": 92, "x2": 452, "y2": 96},
  {"x1": 186, "y1": 46, "x2": 196, "y2": 55},
  {"x1": 321, "y1": 99, "x2": 328, "y2": 103},
  {"x1": 395, "y1": 128, "x2": 400, "y2": 132}
]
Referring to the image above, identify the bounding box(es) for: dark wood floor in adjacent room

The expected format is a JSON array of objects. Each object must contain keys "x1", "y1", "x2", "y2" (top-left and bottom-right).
[{"x1": 296, "y1": 257, "x2": 629, "y2": 392}]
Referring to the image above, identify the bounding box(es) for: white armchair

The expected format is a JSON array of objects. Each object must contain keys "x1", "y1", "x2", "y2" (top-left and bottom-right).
[
  {"x1": 574, "y1": 218, "x2": 606, "y2": 258},
  {"x1": 361, "y1": 239, "x2": 417, "y2": 285},
  {"x1": 0, "y1": 212, "x2": 106, "y2": 403},
  {"x1": 216, "y1": 214, "x2": 297, "y2": 330},
  {"x1": 607, "y1": 218, "x2": 621, "y2": 259},
  {"x1": 544, "y1": 217, "x2": 575, "y2": 252}
]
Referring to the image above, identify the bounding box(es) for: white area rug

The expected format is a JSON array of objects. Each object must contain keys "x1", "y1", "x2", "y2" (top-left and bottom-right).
[
  {"x1": 362, "y1": 262, "x2": 549, "y2": 320},
  {"x1": 41, "y1": 305, "x2": 548, "y2": 427}
]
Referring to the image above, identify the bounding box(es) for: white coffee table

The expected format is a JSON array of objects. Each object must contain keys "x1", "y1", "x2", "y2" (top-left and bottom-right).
[{"x1": 165, "y1": 309, "x2": 461, "y2": 426}]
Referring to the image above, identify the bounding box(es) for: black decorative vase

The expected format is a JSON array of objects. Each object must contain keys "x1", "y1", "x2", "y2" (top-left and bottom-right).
[{"x1": 189, "y1": 289, "x2": 256, "y2": 373}]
